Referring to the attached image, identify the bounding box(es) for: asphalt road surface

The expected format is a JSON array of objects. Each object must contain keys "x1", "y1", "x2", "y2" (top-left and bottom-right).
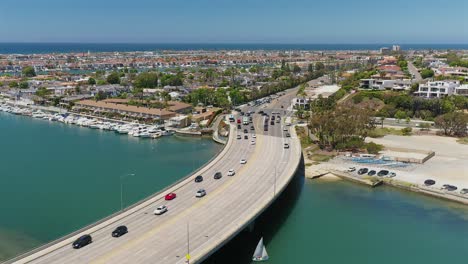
[{"x1": 13, "y1": 93, "x2": 301, "y2": 264}]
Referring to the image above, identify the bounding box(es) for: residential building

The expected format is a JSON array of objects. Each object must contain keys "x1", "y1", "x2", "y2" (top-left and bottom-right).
[
  {"x1": 415, "y1": 80, "x2": 459, "y2": 98},
  {"x1": 455, "y1": 84, "x2": 468, "y2": 97}
]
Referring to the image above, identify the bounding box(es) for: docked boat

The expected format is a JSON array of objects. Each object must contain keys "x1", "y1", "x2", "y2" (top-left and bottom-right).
[{"x1": 252, "y1": 237, "x2": 269, "y2": 262}]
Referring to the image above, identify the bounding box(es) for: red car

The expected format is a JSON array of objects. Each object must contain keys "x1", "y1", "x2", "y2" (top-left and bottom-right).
[
  {"x1": 237, "y1": 119, "x2": 241, "y2": 124},
  {"x1": 165, "y1": 193, "x2": 176, "y2": 200}
]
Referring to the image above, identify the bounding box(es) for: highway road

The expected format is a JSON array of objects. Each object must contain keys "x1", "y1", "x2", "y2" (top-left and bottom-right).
[{"x1": 10, "y1": 92, "x2": 302, "y2": 264}]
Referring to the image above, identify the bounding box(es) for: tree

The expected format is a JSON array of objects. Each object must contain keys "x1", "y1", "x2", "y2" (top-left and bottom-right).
[
  {"x1": 420, "y1": 68, "x2": 434, "y2": 79},
  {"x1": 88, "y1": 78, "x2": 96, "y2": 85},
  {"x1": 94, "y1": 91, "x2": 107, "y2": 101},
  {"x1": 36, "y1": 87, "x2": 52, "y2": 97},
  {"x1": 22, "y1": 66, "x2": 36, "y2": 77},
  {"x1": 435, "y1": 112, "x2": 468, "y2": 137},
  {"x1": 19, "y1": 81, "x2": 29, "y2": 89},
  {"x1": 395, "y1": 110, "x2": 407, "y2": 122},
  {"x1": 106, "y1": 72, "x2": 121, "y2": 84},
  {"x1": 315, "y1": 62, "x2": 325, "y2": 72},
  {"x1": 292, "y1": 64, "x2": 301, "y2": 74},
  {"x1": 9, "y1": 81, "x2": 18, "y2": 88},
  {"x1": 134, "y1": 72, "x2": 158, "y2": 88}
]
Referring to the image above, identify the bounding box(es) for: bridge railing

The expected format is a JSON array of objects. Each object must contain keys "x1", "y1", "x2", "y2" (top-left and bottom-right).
[{"x1": 5, "y1": 124, "x2": 234, "y2": 264}]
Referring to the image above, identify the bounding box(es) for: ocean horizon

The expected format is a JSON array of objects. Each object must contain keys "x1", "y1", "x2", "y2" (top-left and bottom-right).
[{"x1": 0, "y1": 43, "x2": 467, "y2": 54}]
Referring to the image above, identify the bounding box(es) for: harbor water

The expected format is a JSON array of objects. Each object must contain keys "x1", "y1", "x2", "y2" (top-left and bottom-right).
[
  {"x1": 2, "y1": 112, "x2": 468, "y2": 263},
  {"x1": 0, "y1": 112, "x2": 223, "y2": 261}
]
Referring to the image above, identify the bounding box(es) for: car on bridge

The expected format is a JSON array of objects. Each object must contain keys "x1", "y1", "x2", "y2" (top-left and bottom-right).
[
  {"x1": 228, "y1": 169, "x2": 235, "y2": 176},
  {"x1": 72, "y1": 234, "x2": 92, "y2": 249},
  {"x1": 195, "y1": 175, "x2": 203, "y2": 182},
  {"x1": 196, "y1": 189, "x2": 206, "y2": 198},
  {"x1": 112, "y1": 226, "x2": 128, "y2": 238},
  {"x1": 154, "y1": 205, "x2": 168, "y2": 215},
  {"x1": 284, "y1": 143, "x2": 289, "y2": 149},
  {"x1": 214, "y1": 172, "x2": 222, "y2": 179},
  {"x1": 165, "y1": 193, "x2": 177, "y2": 200},
  {"x1": 240, "y1": 159, "x2": 247, "y2": 164}
]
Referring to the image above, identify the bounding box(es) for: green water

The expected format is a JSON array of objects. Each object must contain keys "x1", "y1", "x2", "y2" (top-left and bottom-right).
[
  {"x1": 0, "y1": 112, "x2": 223, "y2": 261},
  {"x1": 207, "y1": 172, "x2": 468, "y2": 264},
  {"x1": 3, "y1": 112, "x2": 468, "y2": 264}
]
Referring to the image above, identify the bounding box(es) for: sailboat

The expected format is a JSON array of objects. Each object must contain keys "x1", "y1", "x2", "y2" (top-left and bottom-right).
[{"x1": 252, "y1": 237, "x2": 269, "y2": 262}]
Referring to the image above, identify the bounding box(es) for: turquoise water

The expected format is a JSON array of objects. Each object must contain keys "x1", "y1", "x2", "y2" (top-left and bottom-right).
[
  {"x1": 207, "y1": 173, "x2": 468, "y2": 264},
  {"x1": 3, "y1": 112, "x2": 468, "y2": 264},
  {"x1": 0, "y1": 112, "x2": 223, "y2": 261}
]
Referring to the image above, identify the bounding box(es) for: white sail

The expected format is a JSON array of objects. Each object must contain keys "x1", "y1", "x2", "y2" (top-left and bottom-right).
[{"x1": 252, "y1": 237, "x2": 269, "y2": 262}]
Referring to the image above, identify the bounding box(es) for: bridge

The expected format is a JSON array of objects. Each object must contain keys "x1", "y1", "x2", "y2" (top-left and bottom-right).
[{"x1": 8, "y1": 91, "x2": 302, "y2": 264}]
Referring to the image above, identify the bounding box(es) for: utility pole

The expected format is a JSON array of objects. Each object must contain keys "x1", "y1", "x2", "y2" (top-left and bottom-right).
[{"x1": 186, "y1": 222, "x2": 191, "y2": 264}]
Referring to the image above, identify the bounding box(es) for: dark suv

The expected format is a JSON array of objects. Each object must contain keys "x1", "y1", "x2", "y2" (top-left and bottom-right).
[
  {"x1": 377, "y1": 170, "x2": 389, "y2": 177},
  {"x1": 357, "y1": 168, "x2": 369, "y2": 175},
  {"x1": 112, "y1": 226, "x2": 128, "y2": 237},
  {"x1": 195, "y1": 175, "x2": 203, "y2": 182},
  {"x1": 72, "y1": 234, "x2": 92, "y2": 249},
  {"x1": 214, "y1": 172, "x2": 222, "y2": 179}
]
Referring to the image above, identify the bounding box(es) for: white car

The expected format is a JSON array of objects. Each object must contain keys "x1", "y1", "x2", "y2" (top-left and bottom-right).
[
  {"x1": 252, "y1": 134, "x2": 256, "y2": 138},
  {"x1": 196, "y1": 189, "x2": 206, "y2": 198},
  {"x1": 240, "y1": 159, "x2": 247, "y2": 164},
  {"x1": 250, "y1": 140, "x2": 256, "y2": 145},
  {"x1": 347, "y1": 167, "x2": 356, "y2": 172},
  {"x1": 237, "y1": 135, "x2": 241, "y2": 139},
  {"x1": 154, "y1": 205, "x2": 168, "y2": 215},
  {"x1": 283, "y1": 128, "x2": 288, "y2": 131},
  {"x1": 228, "y1": 169, "x2": 235, "y2": 176},
  {"x1": 284, "y1": 143, "x2": 289, "y2": 149}
]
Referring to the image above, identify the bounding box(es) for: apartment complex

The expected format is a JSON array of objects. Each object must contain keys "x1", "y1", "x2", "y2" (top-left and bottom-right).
[{"x1": 415, "y1": 81, "x2": 460, "y2": 98}]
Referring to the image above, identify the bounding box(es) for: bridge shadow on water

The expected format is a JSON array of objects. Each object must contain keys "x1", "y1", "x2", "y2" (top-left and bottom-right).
[{"x1": 202, "y1": 156, "x2": 305, "y2": 264}]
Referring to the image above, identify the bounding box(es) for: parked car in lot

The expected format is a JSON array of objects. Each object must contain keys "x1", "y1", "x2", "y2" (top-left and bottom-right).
[
  {"x1": 286, "y1": 133, "x2": 290, "y2": 137},
  {"x1": 250, "y1": 140, "x2": 256, "y2": 145},
  {"x1": 72, "y1": 235, "x2": 92, "y2": 249},
  {"x1": 112, "y1": 226, "x2": 128, "y2": 237},
  {"x1": 367, "y1": 170, "x2": 376, "y2": 176},
  {"x1": 283, "y1": 128, "x2": 288, "y2": 132},
  {"x1": 284, "y1": 143, "x2": 289, "y2": 149},
  {"x1": 240, "y1": 159, "x2": 247, "y2": 164},
  {"x1": 357, "y1": 168, "x2": 369, "y2": 175},
  {"x1": 237, "y1": 124, "x2": 241, "y2": 129},
  {"x1": 243, "y1": 129, "x2": 248, "y2": 133},
  {"x1": 250, "y1": 126, "x2": 255, "y2": 130},
  {"x1": 244, "y1": 135, "x2": 248, "y2": 139},
  {"x1": 228, "y1": 169, "x2": 235, "y2": 176},
  {"x1": 214, "y1": 172, "x2": 222, "y2": 179},
  {"x1": 252, "y1": 134, "x2": 256, "y2": 138},
  {"x1": 237, "y1": 135, "x2": 241, "y2": 139},
  {"x1": 154, "y1": 205, "x2": 168, "y2": 215},
  {"x1": 196, "y1": 189, "x2": 206, "y2": 198},
  {"x1": 165, "y1": 193, "x2": 177, "y2": 200},
  {"x1": 377, "y1": 170, "x2": 389, "y2": 177},
  {"x1": 195, "y1": 175, "x2": 203, "y2": 182}
]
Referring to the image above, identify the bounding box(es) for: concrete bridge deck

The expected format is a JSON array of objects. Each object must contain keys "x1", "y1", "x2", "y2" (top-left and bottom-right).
[{"x1": 8, "y1": 92, "x2": 302, "y2": 264}]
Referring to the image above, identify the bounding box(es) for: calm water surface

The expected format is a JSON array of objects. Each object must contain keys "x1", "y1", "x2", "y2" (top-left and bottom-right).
[
  {"x1": 0, "y1": 112, "x2": 222, "y2": 261},
  {"x1": 2, "y1": 112, "x2": 468, "y2": 263}
]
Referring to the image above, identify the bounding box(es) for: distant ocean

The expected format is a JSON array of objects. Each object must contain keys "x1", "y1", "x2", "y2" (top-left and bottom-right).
[{"x1": 0, "y1": 43, "x2": 467, "y2": 54}]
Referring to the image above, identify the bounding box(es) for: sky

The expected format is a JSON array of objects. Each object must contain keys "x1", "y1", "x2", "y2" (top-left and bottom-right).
[{"x1": 0, "y1": 0, "x2": 467, "y2": 43}]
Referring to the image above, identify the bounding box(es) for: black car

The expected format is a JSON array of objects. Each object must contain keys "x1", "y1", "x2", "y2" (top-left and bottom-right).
[
  {"x1": 240, "y1": 111, "x2": 244, "y2": 116},
  {"x1": 270, "y1": 121, "x2": 274, "y2": 125},
  {"x1": 286, "y1": 133, "x2": 290, "y2": 137},
  {"x1": 461, "y1": 188, "x2": 468, "y2": 195},
  {"x1": 442, "y1": 184, "x2": 457, "y2": 191},
  {"x1": 112, "y1": 226, "x2": 128, "y2": 237},
  {"x1": 72, "y1": 234, "x2": 92, "y2": 249},
  {"x1": 214, "y1": 172, "x2": 222, "y2": 179},
  {"x1": 237, "y1": 124, "x2": 241, "y2": 129},
  {"x1": 244, "y1": 135, "x2": 248, "y2": 139},
  {"x1": 243, "y1": 129, "x2": 248, "y2": 133},
  {"x1": 250, "y1": 126, "x2": 255, "y2": 130},
  {"x1": 377, "y1": 170, "x2": 389, "y2": 177},
  {"x1": 367, "y1": 170, "x2": 376, "y2": 176},
  {"x1": 258, "y1": 110, "x2": 264, "y2": 114},
  {"x1": 357, "y1": 168, "x2": 369, "y2": 175},
  {"x1": 264, "y1": 126, "x2": 268, "y2": 131},
  {"x1": 195, "y1": 175, "x2": 203, "y2": 182},
  {"x1": 424, "y1": 179, "x2": 435, "y2": 186}
]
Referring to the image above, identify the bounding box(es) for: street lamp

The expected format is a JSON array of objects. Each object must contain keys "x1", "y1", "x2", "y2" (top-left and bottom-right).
[{"x1": 120, "y1": 173, "x2": 135, "y2": 211}]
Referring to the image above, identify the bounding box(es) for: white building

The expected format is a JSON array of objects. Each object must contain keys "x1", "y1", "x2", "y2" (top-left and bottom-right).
[
  {"x1": 455, "y1": 84, "x2": 468, "y2": 97},
  {"x1": 392, "y1": 45, "x2": 401, "y2": 52},
  {"x1": 415, "y1": 80, "x2": 459, "y2": 98},
  {"x1": 360, "y1": 79, "x2": 411, "y2": 91}
]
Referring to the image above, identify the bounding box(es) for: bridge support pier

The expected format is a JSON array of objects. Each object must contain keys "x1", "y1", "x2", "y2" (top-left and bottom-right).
[{"x1": 247, "y1": 221, "x2": 255, "y2": 232}]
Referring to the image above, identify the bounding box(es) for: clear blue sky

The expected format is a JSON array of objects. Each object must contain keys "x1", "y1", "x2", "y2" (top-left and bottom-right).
[{"x1": 0, "y1": 0, "x2": 467, "y2": 43}]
